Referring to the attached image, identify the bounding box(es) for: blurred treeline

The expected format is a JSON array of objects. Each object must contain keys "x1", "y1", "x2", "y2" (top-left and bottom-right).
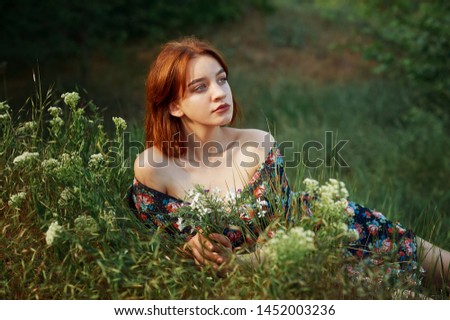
[
  {"x1": 0, "y1": 0, "x2": 448, "y2": 117},
  {"x1": 0, "y1": 0, "x2": 269, "y2": 62},
  {"x1": 317, "y1": 0, "x2": 449, "y2": 118}
]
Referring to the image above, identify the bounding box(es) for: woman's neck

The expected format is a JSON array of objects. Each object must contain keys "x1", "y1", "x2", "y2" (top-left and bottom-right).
[{"x1": 181, "y1": 126, "x2": 234, "y2": 165}]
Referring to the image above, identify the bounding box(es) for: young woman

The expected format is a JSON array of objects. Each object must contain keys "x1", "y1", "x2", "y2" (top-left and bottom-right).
[{"x1": 128, "y1": 37, "x2": 449, "y2": 287}]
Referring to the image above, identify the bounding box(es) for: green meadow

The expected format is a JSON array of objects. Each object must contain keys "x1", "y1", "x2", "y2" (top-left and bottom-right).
[{"x1": 1, "y1": 0, "x2": 449, "y2": 299}]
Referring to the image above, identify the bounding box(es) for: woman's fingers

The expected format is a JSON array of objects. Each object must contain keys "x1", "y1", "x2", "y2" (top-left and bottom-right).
[
  {"x1": 208, "y1": 233, "x2": 232, "y2": 249},
  {"x1": 184, "y1": 232, "x2": 234, "y2": 271},
  {"x1": 186, "y1": 233, "x2": 222, "y2": 264},
  {"x1": 190, "y1": 246, "x2": 220, "y2": 270}
]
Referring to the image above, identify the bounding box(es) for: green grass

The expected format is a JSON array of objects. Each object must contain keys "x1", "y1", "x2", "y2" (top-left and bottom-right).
[
  {"x1": 231, "y1": 74, "x2": 450, "y2": 250},
  {"x1": 1, "y1": 0, "x2": 449, "y2": 300},
  {"x1": 1, "y1": 76, "x2": 449, "y2": 299}
]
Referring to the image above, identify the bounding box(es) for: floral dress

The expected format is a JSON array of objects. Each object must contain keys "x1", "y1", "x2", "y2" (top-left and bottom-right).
[{"x1": 127, "y1": 145, "x2": 419, "y2": 272}]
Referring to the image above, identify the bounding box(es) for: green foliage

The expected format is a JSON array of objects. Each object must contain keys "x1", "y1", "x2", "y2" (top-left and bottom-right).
[
  {"x1": 0, "y1": 0, "x2": 254, "y2": 63},
  {"x1": 231, "y1": 71, "x2": 450, "y2": 250},
  {"x1": 314, "y1": 0, "x2": 450, "y2": 116},
  {"x1": 1, "y1": 83, "x2": 434, "y2": 299}
]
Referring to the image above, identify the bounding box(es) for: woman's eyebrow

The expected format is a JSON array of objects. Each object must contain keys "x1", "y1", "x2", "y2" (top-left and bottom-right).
[{"x1": 188, "y1": 68, "x2": 225, "y2": 87}]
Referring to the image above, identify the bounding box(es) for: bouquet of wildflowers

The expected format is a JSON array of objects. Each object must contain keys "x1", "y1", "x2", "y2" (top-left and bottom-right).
[
  {"x1": 174, "y1": 185, "x2": 273, "y2": 245},
  {"x1": 299, "y1": 178, "x2": 358, "y2": 242},
  {"x1": 263, "y1": 178, "x2": 357, "y2": 264}
]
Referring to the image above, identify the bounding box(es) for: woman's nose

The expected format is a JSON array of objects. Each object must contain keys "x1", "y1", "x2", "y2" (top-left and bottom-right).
[{"x1": 211, "y1": 83, "x2": 226, "y2": 101}]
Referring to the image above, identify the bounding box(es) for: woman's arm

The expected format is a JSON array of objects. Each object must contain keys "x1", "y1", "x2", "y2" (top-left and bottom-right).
[
  {"x1": 182, "y1": 232, "x2": 234, "y2": 272},
  {"x1": 417, "y1": 236, "x2": 450, "y2": 288}
]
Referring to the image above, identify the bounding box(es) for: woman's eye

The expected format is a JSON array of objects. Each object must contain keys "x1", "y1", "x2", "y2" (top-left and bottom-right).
[
  {"x1": 218, "y1": 77, "x2": 228, "y2": 85},
  {"x1": 194, "y1": 84, "x2": 207, "y2": 92}
]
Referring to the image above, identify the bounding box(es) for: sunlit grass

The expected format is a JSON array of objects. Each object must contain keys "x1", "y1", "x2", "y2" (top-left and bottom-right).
[{"x1": 1, "y1": 77, "x2": 448, "y2": 299}]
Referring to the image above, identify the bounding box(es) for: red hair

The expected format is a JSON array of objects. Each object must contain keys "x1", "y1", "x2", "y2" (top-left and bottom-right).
[{"x1": 145, "y1": 37, "x2": 240, "y2": 158}]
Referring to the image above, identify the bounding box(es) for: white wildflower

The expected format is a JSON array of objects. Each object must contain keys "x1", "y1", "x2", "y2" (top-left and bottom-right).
[
  {"x1": 336, "y1": 198, "x2": 349, "y2": 210},
  {"x1": 88, "y1": 153, "x2": 104, "y2": 168},
  {"x1": 58, "y1": 187, "x2": 79, "y2": 206},
  {"x1": 0, "y1": 101, "x2": 10, "y2": 112},
  {"x1": 8, "y1": 192, "x2": 27, "y2": 208},
  {"x1": 339, "y1": 222, "x2": 349, "y2": 233},
  {"x1": 46, "y1": 221, "x2": 63, "y2": 245},
  {"x1": 200, "y1": 206, "x2": 211, "y2": 217},
  {"x1": 112, "y1": 116, "x2": 127, "y2": 131},
  {"x1": 60, "y1": 153, "x2": 71, "y2": 163},
  {"x1": 60, "y1": 152, "x2": 82, "y2": 166},
  {"x1": 210, "y1": 187, "x2": 222, "y2": 199},
  {"x1": 13, "y1": 151, "x2": 39, "y2": 166},
  {"x1": 347, "y1": 228, "x2": 360, "y2": 242},
  {"x1": 0, "y1": 113, "x2": 9, "y2": 121},
  {"x1": 189, "y1": 192, "x2": 202, "y2": 210},
  {"x1": 49, "y1": 116, "x2": 64, "y2": 137},
  {"x1": 48, "y1": 106, "x2": 62, "y2": 117},
  {"x1": 17, "y1": 121, "x2": 37, "y2": 133},
  {"x1": 303, "y1": 178, "x2": 319, "y2": 193},
  {"x1": 176, "y1": 217, "x2": 186, "y2": 231},
  {"x1": 74, "y1": 215, "x2": 99, "y2": 234},
  {"x1": 256, "y1": 198, "x2": 269, "y2": 218},
  {"x1": 337, "y1": 181, "x2": 349, "y2": 199},
  {"x1": 42, "y1": 158, "x2": 60, "y2": 170},
  {"x1": 264, "y1": 227, "x2": 316, "y2": 262},
  {"x1": 225, "y1": 188, "x2": 241, "y2": 204},
  {"x1": 239, "y1": 204, "x2": 251, "y2": 220},
  {"x1": 257, "y1": 210, "x2": 266, "y2": 218},
  {"x1": 61, "y1": 92, "x2": 80, "y2": 108}
]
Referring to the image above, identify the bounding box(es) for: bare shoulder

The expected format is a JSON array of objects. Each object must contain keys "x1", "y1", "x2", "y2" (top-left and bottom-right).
[
  {"x1": 227, "y1": 128, "x2": 275, "y2": 145},
  {"x1": 134, "y1": 146, "x2": 169, "y2": 193},
  {"x1": 227, "y1": 127, "x2": 276, "y2": 166}
]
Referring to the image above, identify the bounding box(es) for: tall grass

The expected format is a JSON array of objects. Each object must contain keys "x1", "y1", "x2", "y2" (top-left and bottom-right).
[
  {"x1": 1, "y1": 76, "x2": 448, "y2": 299},
  {"x1": 232, "y1": 73, "x2": 450, "y2": 250}
]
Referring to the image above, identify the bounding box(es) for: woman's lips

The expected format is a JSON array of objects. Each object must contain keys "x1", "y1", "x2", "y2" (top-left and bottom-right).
[{"x1": 213, "y1": 103, "x2": 230, "y2": 113}]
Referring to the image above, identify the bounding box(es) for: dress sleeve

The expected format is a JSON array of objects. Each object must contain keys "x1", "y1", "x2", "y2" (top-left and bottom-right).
[
  {"x1": 246, "y1": 143, "x2": 292, "y2": 226},
  {"x1": 126, "y1": 179, "x2": 195, "y2": 242}
]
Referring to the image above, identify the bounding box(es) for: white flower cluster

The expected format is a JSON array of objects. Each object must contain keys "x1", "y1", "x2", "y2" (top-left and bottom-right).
[
  {"x1": 304, "y1": 178, "x2": 349, "y2": 213},
  {"x1": 41, "y1": 158, "x2": 60, "y2": 172},
  {"x1": 303, "y1": 178, "x2": 319, "y2": 194},
  {"x1": 224, "y1": 188, "x2": 241, "y2": 203},
  {"x1": 0, "y1": 101, "x2": 9, "y2": 112},
  {"x1": 74, "y1": 215, "x2": 99, "y2": 234},
  {"x1": 187, "y1": 189, "x2": 213, "y2": 216},
  {"x1": 60, "y1": 152, "x2": 82, "y2": 166},
  {"x1": 0, "y1": 113, "x2": 9, "y2": 121},
  {"x1": 58, "y1": 187, "x2": 79, "y2": 207},
  {"x1": 61, "y1": 92, "x2": 80, "y2": 109},
  {"x1": 48, "y1": 106, "x2": 62, "y2": 117},
  {"x1": 256, "y1": 198, "x2": 269, "y2": 218},
  {"x1": 175, "y1": 187, "x2": 247, "y2": 234},
  {"x1": 112, "y1": 117, "x2": 127, "y2": 131},
  {"x1": 100, "y1": 208, "x2": 116, "y2": 229},
  {"x1": 13, "y1": 151, "x2": 39, "y2": 166},
  {"x1": 317, "y1": 178, "x2": 349, "y2": 211},
  {"x1": 264, "y1": 226, "x2": 316, "y2": 263},
  {"x1": 88, "y1": 153, "x2": 104, "y2": 168},
  {"x1": 8, "y1": 191, "x2": 27, "y2": 208},
  {"x1": 0, "y1": 101, "x2": 10, "y2": 121},
  {"x1": 48, "y1": 106, "x2": 64, "y2": 136},
  {"x1": 17, "y1": 121, "x2": 37, "y2": 134},
  {"x1": 46, "y1": 221, "x2": 63, "y2": 245}
]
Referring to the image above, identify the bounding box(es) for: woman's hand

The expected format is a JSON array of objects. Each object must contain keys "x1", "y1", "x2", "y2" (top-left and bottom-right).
[{"x1": 183, "y1": 232, "x2": 234, "y2": 273}]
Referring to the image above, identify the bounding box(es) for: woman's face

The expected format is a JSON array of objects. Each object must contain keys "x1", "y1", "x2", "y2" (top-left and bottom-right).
[{"x1": 170, "y1": 55, "x2": 233, "y2": 131}]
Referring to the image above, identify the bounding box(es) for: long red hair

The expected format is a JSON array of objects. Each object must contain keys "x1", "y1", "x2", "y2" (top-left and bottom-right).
[{"x1": 145, "y1": 37, "x2": 240, "y2": 158}]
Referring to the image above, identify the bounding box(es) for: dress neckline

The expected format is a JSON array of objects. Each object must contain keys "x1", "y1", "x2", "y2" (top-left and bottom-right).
[{"x1": 133, "y1": 143, "x2": 277, "y2": 202}]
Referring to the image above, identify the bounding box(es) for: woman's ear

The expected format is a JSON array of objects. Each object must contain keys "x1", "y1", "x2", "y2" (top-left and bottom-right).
[{"x1": 169, "y1": 102, "x2": 184, "y2": 117}]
